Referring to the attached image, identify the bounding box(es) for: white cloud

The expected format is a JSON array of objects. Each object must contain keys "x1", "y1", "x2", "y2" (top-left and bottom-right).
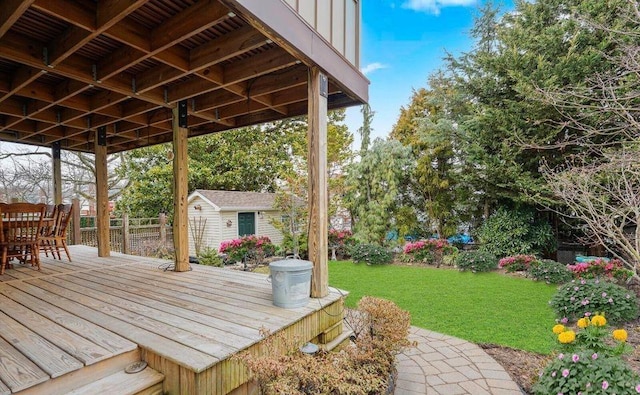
[
  {"x1": 360, "y1": 62, "x2": 388, "y2": 76},
  {"x1": 402, "y1": 0, "x2": 476, "y2": 15}
]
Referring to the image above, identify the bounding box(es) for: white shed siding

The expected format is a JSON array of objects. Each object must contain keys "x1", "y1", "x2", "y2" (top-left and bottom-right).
[
  {"x1": 258, "y1": 211, "x2": 284, "y2": 246},
  {"x1": 187, "y1": 196, "x2": 223, "y2": 255},
  {"x1": 220, "y1": 211, "x2": 240, "y2": 243}
]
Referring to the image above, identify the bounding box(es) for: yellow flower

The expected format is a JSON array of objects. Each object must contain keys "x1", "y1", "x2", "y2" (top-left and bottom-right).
[
  {"x1": 613, "y1": 329, "x2": 628, "y2": 342},
  {"x1": 577, "y1": 318, "x2": 589, "y2": 328},
  {"x1": 558, "y1": 330, "x2": 576, "y2": 344},
  {"x1": 553, "y1": 324, "x2": 566, "y2": 334},
  {"x1": 591, "y1": 315, "x2": 607, "y2": 327}
]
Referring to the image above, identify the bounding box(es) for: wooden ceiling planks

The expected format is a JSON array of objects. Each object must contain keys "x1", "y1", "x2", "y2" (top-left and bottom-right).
[{"x1": 0, "y1": 0, "x2": 365, "y2": 154}]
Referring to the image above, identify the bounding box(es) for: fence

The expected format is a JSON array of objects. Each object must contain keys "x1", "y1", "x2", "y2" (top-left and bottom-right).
[{"x1": 78, "y1": 213, "x2": 174, "y2": 256}]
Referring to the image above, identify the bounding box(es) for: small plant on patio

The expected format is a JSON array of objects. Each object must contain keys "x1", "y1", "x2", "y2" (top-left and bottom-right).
[
  {"x1": 534, "y1": 316, "x2": 639, "y2": 395},
  {"x1": 349, "y1": 243, "x2": 393, "y2": 265},
  {"x1": 498, "y1": 254, "x2": 536, "y2": 273},
  {"x1": 402, "y1": 239, "x2": 456, "y2": 267},
  {"x1": 197, "y1": 247, "x2": 223, "y2": 267},
  {"x1": 455, "y1": 250, "x2": 497, "y2": 273},
  {"x1": 549, "y1": 279, "x2": 639, "y2": 324},
  {"x1": 527, "y1": 259, "x2": 573, "y2": 284},
  {"x1": 235, "y1": 296, "x2": 413, "y2": 395},
  {"x1": 218, "y1": 235, "x2": 276, "y2": 264},
  {"x1": 567, "y1": 258, "x2": 633, "y2": 283}
]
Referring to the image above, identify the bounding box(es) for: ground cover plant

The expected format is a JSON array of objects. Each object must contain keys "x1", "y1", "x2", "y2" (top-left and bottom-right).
[{"x1": 329, "y1": 261, "x2": 557, "y2": 353}]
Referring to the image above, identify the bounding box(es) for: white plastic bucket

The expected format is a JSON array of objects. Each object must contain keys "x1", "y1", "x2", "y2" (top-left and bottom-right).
[{"x1": 269, "y1": 259, "x2": 313, "y2": 308}]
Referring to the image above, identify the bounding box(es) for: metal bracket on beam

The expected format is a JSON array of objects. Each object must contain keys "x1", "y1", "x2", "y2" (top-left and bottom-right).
[
  {"x1": 319, "y1": 73, "x2": 328, "y2": 98},
  {"x1": 164, "y1": 87, "x2": 168, "y2": 103},
  {"x1": 92, "y1": 64, "x2": 101, "y2": 83},
  {"x1": 52, "y1": 142, "x2": 61, "y2": 159},
  {"x1": 131, "y1": 77, "x2": 136, "y2": 95},
  {"x1": 178, "y1": 100, "x2": 188, "y2": 128},
  {"x1": 56, "y1": 111, "x2": 61, "y2": 124},
  {"x1": 42, "y1": 47, "x2": 49, "y2": 67},
  {"x1": 97, "y1": 126, "x2": 107, "y2": 146}
]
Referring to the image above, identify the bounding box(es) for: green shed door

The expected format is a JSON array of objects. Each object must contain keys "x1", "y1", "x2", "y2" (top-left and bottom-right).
[{"x1": 238, "y1": 212, "x2": 255, "y2": 236}]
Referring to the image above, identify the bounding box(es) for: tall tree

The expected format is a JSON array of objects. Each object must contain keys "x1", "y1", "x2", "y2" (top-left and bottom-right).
[
  {"x1": 358, "y1": 104, "x2": 374, "y2": 154},
  {"x1": 344, "y1": 139, "x2": 413, "y2": 244}
]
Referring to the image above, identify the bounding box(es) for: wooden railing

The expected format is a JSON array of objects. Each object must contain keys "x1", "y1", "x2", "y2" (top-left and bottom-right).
[{"x1": 76, "y1": 213, "x2": 174, "y2": 256}]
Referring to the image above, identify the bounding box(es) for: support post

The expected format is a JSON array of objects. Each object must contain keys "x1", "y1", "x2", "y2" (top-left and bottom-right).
[
  {"x1": 95, "y1": 127, "x2": 110, "y2": 257},
  {"x1": 307, "y1": 67, "x2": 329, "y2": 298},
  {"x1": 172, "y1": 102, "x2": 190, "y2": 271},
  {"x1": 71, "y1": 198, "x2": 81, "y2": 245},
  {"x1": 52, "y1": 142, "x2": 62, "y2": 204},
  {"x1": 122, "y1": 213, "x2": 130, "y2": 255}
]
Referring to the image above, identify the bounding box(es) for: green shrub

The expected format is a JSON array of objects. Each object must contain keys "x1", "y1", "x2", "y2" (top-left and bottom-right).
[
  {"x1": 455, "y1": 251, "x2": 497, "y2": 272},
  {"x1": 528, "y1": 259, "x2": 572, "y2": 284},
  {"x1": 550, "y1": 279, "x2": 639, "y2": 324},
  {"x1": 350, "y1": 243, "x2": 393, "y2": 265},
  {"x1": 534, "y1": 349, "x2": 640, "y2": 395},
  {"x1": 476, "y1": 207, "x2": 556, "y2": 257},
  {"x1": 197, "y1": 247, "x2": 223, "y2": 267}
]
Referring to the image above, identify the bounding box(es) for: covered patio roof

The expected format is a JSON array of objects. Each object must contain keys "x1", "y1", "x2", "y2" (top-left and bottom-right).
[{"x1": 0, "y1": 0, "x2": 368, "y2": 154}]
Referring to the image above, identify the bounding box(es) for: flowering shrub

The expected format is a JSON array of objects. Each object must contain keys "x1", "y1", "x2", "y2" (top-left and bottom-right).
[
  {"x1": 534, "y1": 315, "x2": 639, "y2": 395},
  {"x1": 527, "y1": 259, "x2": 573, "y2": 284},
  {"x1": 550, "y1": 279, "x2": 639, "y2": 324},
  {"x1": 498, "y1": 254, "x2": 536, "y2": 272},
  {"x1": 402, "y1": 239, "x2": 456, "y2": 266},
  {"x1": 455, "y1": 251, "x2": 497, "y2": 273},
  {"x1": 218, "y1": 235, "x2": 276, "y2": 263},
  {"x1": 568, "y1": 258, "x2": 633, "y2": 283},
  {"x1": 350, "y1": 243, "x2": 393, "y2": 265},
  {"x1": 328, "y1": 229, "x2": 355, "y2": 259}
]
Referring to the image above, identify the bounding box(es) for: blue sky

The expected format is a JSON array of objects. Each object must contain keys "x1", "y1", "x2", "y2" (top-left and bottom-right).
[{"x1": 344, "y1": 0, "x2": 515, "y2": 143}]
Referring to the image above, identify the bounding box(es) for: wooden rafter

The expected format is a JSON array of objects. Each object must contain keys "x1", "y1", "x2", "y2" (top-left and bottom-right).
[{"x1": 0, "y1": 0, "x2": 366, "y2": 154}]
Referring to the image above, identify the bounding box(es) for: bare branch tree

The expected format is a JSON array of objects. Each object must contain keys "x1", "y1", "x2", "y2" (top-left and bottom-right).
[{"x1": 542, "y1": 147, "x2": 640, "y2": 276}]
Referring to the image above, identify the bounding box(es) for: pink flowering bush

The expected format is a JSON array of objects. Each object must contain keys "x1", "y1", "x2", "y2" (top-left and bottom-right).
[
  {"x1": 568, "y1": 258, "x2": 632, "y2": 283},
  {"x1": 498, "y1": 254, "x2": 536, "y2": 273},
  {"x1": 219, "y1": 235, "x2": 275, "y2": 263},
  {"x1": 328, "y1": 229, "x2": 355, "y2": 259},
  {"x1": 402, "y1": 239, "x2": 456, "y2": 267}
]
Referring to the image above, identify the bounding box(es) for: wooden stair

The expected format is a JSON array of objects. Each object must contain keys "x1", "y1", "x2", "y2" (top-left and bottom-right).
[{"x1": 15, "y1": 349, "x2": 164, "y2": 395}]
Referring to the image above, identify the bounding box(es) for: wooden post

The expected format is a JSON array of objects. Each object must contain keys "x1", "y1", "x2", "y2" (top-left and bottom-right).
[
  {"x1": 52, "y1": 142, "x2": 62, "y2": 205},
  {"x1": 307, "y1": 67, "x2": 329, "y2": 298},
  {"x1": 122, "y1": 213, "x2": 130, "y2": 255},
  {"x1": 71, "y1": 198, "x2": 81, "y2": 245},
  {"x1": 159, "y1": 213, "x2": 167, "y2": 246},
  {"x1": 172, "y1": 101, "x2": 190, "y2": 271},
  {"x1": 95, "y1": 127, "x2": 110, "y2": 257}
]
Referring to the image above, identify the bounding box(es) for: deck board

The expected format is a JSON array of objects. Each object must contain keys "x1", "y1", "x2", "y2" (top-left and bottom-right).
[
  {"x1": 0, "y1": 245, "x2": 345, "y2": 393},
  {"x1": 0, "y1": 336, "x2": 49, "y2": 393},
  {"x1": 0, "y1": 310, "x2": 83, "y2": 379},
  {"x1": 0, "y1": 286, "x2": 137, "y2": 354},
  {"x1": 0, "y1": 293, "x2": 111, "y2": 366}
]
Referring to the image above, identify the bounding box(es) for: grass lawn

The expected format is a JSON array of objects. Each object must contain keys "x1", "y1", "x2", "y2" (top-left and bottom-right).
[{"x1": 328, "y1": 261, "x2": 558, "y2": 354}]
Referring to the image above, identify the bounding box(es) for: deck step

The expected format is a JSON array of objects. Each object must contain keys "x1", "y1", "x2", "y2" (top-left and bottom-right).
[
  {"x1": 320, "y1": 328, "x2": 353, "y2": 352},
  {"x1": 16, "y1": 350, "x2": 141, "y2": 395},
  {"x1": 66, "y1": 367, "x2": 164, "y2": 395}
]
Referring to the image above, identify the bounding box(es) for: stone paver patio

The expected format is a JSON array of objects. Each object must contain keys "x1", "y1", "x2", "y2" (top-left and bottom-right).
[{"x1": 395, "y1": 327, "x2": 524, "y2": 395}]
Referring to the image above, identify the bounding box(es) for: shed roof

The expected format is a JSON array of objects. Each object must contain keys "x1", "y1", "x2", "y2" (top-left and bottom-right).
[{"x1": 191, "y1": 189, "x2": 279, "y2": 210}]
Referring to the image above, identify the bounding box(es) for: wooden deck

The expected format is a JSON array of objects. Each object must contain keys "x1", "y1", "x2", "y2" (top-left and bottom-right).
[{"x1": 0, "y1": 245, "x2": 345, "y2": 395}]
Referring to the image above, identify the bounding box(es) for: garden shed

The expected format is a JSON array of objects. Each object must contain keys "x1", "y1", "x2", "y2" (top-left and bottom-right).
[{"x1": 187, "y1": 189, "x2": 284, "y2": 254}]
